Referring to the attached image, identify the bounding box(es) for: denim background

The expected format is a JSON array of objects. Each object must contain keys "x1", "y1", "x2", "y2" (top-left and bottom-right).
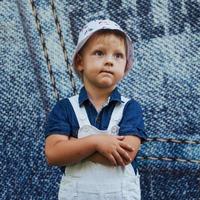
[{"x1": 1, "y1": 0, "x2": 200, "y2": 199}]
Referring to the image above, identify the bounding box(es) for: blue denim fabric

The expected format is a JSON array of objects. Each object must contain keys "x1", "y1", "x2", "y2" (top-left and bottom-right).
[{"x1": 1, "y1": 0, "x2": 200, "y2": 199}]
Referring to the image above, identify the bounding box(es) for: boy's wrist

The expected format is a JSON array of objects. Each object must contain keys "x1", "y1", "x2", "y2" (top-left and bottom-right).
[
  {"x1": 87, "y1": 134, "x2": 99, "y2": 152},
  {"x1": 89, "y1": 152, "x2": 113, "y2": 166},
  {"x1": 70, "y1": 135, "x2": 100, "y2": 154}
]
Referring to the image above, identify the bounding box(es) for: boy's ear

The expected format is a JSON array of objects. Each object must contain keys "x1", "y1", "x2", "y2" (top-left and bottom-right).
[{"x1": 75, "y1": 54, "x2": 84, "y2": 72}]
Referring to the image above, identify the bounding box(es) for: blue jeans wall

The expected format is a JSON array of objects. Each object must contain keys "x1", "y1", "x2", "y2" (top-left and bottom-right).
[{"x1": 1, "y1": 0, "x2": 200, "y2": 199}]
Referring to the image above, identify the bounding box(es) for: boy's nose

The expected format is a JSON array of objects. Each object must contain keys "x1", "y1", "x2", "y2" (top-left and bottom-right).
[{"x1": 105, "y1": 55, "x2": 114, "y2": 66}]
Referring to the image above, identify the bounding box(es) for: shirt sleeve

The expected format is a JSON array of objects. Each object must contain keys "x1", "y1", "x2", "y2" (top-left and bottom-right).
[
  {"x1": 119, "y1": 99, "x2": 147, "y2": 141},
  {"x1": 44, "y1": 99, "x2": 71, "y2": 138}
]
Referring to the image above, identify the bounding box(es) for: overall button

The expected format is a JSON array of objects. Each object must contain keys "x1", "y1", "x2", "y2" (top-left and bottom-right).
[
  {"x1": 111, "y1": 125, "x2": 120, "y2": 135},
  {"x1": 82, "y1": 125, "x2": 91, "y2": 132}
]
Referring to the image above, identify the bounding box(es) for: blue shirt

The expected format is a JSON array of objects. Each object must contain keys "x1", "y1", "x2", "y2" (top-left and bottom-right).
[{"x1": 45, "y1": 87, "x2": 147, "y2": 173}]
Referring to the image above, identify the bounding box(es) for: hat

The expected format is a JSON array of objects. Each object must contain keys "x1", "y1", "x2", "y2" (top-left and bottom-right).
[{"x1": 72, "y1": 19, "x2": 133, "y2": 75}]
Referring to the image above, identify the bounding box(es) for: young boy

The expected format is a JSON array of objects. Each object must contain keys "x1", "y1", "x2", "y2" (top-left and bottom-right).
[{"x1": 45, "y1": 19, "x2": 147, "y2": 200}]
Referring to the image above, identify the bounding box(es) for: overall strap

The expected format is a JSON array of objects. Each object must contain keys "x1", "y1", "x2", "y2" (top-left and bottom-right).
[
  {"x1": 107, "y1": 96, "x2": 130, "y2": 132},
  {"x1": 69, "y1": 95, "x2": 90, "y2": 127}
]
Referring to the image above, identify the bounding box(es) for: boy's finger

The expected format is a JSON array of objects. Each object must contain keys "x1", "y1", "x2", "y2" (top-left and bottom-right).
[
  {"x1": 113, "y1": 151, "x2": 125, "y2": 166},
  {"x1": 106, "y1": 154, "x2": 117, "y2": 166},
  {"x1": 119, "y1": 142, "x2": 134, "y2": 152},
  {"x1": 115, "y1": 136, "x2": 125, "y2": 140},
  {"x1": 117, "y1": 147, "x2": 131, "y2": 162}
]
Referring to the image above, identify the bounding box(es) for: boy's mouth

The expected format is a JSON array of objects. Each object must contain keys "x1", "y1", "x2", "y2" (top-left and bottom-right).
[{"x1": 100, "y1": 70, "x2": 113, "y2": 75}]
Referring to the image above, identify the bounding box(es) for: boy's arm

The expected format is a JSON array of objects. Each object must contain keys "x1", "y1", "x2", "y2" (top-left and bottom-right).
[
  {"x1": 45, "y1": 134, "x2": 97, "y2": 166},
  {"x1": 45, "y1": 133, "x2": 133, "y2": 166},
  {"x1": 68, "y1": 137, "x2": 124, "y2": 166},
  {"x1": 123, "y1": 135, "x2": 141, "y2": 161}
]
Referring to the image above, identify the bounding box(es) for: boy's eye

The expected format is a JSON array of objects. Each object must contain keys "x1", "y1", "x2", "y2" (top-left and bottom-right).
[
  {"x1": 94, "y1": 50, "x2": 104, "y2": 56},
  {"x1": 115, "y1": 53, "x2": 124, "y2": 59}
]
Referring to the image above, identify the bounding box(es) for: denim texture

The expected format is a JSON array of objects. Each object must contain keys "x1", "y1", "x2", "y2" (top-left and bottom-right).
[{"x1": 1, "y1": 0, "x2": 200, "y2": 199}]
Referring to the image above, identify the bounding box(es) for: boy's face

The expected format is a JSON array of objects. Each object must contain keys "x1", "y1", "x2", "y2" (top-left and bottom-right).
[{"x1": 76, "y1": 32, "x2": 127, "y2": 90}]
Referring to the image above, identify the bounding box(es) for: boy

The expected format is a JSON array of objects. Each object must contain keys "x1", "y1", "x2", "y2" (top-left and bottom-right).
[{"x1": 45, "y1": 19, "x2": 147, "y2": 200}]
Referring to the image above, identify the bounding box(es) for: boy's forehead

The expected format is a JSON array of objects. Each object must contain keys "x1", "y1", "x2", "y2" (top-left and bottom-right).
[{"x1": 78, "y1": 31, "x2": 127, "y2": 55}]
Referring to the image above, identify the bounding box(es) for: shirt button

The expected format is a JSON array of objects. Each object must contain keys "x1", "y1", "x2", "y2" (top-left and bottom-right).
[{"x1": 96, "y1": 117, "x2": 100, "y2": 123}]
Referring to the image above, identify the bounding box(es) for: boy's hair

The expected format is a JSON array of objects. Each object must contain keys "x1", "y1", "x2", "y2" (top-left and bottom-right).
[{"x1": 72, "y1": 19, "x2": 133, "y2": 79}]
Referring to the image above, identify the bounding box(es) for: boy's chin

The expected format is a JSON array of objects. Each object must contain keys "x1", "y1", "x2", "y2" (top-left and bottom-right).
[{"x1": 97, "y1": 81, "x2": 116, "y2": 89}]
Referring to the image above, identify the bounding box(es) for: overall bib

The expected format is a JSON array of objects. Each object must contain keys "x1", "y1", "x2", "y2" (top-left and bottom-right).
[{"x1": 58, "y1": 95, "x2": 141, "y2": 200}]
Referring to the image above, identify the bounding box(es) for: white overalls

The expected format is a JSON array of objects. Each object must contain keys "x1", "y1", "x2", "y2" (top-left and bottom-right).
[{"x1": 58, "y1": 95, "x2": 141, "y2": 200}]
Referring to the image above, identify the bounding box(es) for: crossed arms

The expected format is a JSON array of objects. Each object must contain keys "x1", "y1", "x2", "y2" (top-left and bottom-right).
[{"x1": 45, "y1": 133, "x2": 141, "y2": 167}]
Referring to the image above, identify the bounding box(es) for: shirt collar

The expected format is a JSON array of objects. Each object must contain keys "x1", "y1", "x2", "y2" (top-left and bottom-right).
[{"x1": 78, "y1": 86, "x2": 123, "y2": 106}]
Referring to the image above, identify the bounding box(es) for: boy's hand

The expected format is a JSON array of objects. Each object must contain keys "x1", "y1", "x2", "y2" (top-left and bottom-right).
[{"x1": 94, "y1": 134, "x2": 134, "y2": 166}]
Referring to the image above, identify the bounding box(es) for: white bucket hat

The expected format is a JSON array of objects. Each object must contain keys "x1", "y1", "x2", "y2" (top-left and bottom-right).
[{"x1": 72, "y1": 19, "x2": 133, "y2": 76}]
